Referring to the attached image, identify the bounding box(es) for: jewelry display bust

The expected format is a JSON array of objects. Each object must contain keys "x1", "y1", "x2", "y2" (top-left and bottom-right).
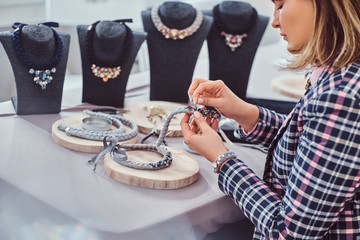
[
  {"x1": 77, "y1": 20, "x2": 146, "y2": 108},
  {"x1": 0, "y1": 23, "x2": 70, "y2": 115},
  {"x1": 205, "y1": 1, "x2": 269, "y2": 100},
  {"x1": 142, "y1": 1, "x2": 213, "y2": 103}
]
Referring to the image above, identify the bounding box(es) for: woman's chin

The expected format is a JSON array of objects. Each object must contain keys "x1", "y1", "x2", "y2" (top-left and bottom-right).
[{"x1": 287, "y1": 44, "x2": 301, "y2": 54}]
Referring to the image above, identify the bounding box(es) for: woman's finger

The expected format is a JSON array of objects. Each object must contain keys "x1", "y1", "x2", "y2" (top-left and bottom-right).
[
  {"x1": 188, "y1": 78, "x2": 207, "y2": 101},
  {"x1": 180, "y1": 113, "x2": 192, "y2": 135},
  {"x1": 206, "y1": 116, "x2": 212, "y2": 126},
  {"x1": 210, "y1": 118, "x2": 219, "y2": 131},
  {"x1": 192, "y1": 81, "x2": 223, "y2": 105},
  {"x1": 190, "y1": 118, "x2": 199, "y2": 134},
  {"x1": 192, "y1": 111, "x2": 212, "y2": 133}
]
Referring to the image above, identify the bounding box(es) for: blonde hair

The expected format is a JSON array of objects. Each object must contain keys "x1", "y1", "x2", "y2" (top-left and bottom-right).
[{"x1": 289, "y1": 0, "x2": 360, "y2": 71}]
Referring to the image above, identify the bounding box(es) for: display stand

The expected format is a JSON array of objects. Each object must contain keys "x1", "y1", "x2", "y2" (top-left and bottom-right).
[
  {"x1": 205, "y1": 1, "x2": 268, "y2": 100},
  {"x1": 142, "y1": 1, "x2": 213, "y2": 103},
  {"x1": 0, "y1": 24, "x2": 70, "y2": 115},
  {"x1": 77, "y1": 20, "x2": 146, "y2": 108},
  {"x1": 205, "y1": 1, "x2": 296, "y2": 114}
]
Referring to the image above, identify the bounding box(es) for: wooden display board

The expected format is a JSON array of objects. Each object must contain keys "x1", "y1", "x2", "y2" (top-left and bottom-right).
[
  {"x1": 104, "y1": 146, "x2": 200, "y2": 189},
  {"x1": 271, "y1": 75, "x2": 306, "y2": 100},
  {"x1": 123, "y1": 101, "x2": 187, "y2": 137},
  {"x1": 52, "y1": 114, "x2": 137, "y2": 153}
]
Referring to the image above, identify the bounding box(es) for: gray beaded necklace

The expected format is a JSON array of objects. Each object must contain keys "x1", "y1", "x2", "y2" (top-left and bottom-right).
[
  {"x1": 58, "y1": 110, "x2": 138, "y2": 141},
  {"x1": 89, "y1": 105, "x2": 221, "y2": 171}
]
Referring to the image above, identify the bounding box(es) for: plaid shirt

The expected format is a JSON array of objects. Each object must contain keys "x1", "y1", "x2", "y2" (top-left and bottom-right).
[{"x1": 218, "y1": 59, "x2": 360, "y2": 239}]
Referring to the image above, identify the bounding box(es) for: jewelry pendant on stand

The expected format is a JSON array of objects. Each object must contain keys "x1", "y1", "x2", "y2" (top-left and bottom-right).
[
  {"x1": 12, "y1": 23, "x2": 63, "y2": 90},
  {"x1": 86, "y1": 20, "x2": 133, "y2": 83},
  {"x1": 221, "y1": 31, "x2": 247, "y2": 52},
  {"x1": 91, "y1": 64, "x2": 121, "y2": 83},
  {"x1": 151, "y1": 3, "x2": 203, "y2": 40},
  {"x1": 29, "y1": 67, "x2": 56, "y2": 90}
]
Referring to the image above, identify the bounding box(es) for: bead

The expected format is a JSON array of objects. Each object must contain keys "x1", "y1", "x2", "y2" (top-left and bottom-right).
[
  {"x1": 91, "y1": 64, "x2": 121, "y2": 82},
  {"x1": 212, "y1": 151, "x2": 237, "y2": 173}
]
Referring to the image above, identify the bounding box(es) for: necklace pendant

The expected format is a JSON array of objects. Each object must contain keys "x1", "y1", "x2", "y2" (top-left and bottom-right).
[
  {"x1": 221, "y1": 31, "x2": 247, "y2": 52},
  {"x1": 170, "y1": 29, "x2": 179, "y2": 39},
  {"x1": 91, "y1": 64, "x2": 121, "y2": 82},
  {"x1": 29, "y1": 67, "x2": 56, "y2": 90},
  {"x1": 151, "y1": 4, "x2": 203, "y2": 41}
]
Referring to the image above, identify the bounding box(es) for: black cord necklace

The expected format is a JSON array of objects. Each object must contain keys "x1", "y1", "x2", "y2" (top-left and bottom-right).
[
  {"x1": 86, "y1": 19, "x2": 133, "y2": 83},
  {"x1": 213, "y1": 5, "x2": 257, "y2": 52},
  {"x1": 12, "y1": 22, "x2": 64, "y2": 90}
]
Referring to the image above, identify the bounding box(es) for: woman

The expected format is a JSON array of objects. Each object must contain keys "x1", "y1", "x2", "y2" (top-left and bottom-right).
[{"x1": 181, "y1": 0, "x2": 360, "y2": 239}]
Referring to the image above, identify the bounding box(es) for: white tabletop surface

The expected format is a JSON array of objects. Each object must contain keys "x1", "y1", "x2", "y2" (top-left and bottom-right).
[{"x1": 0, "y1": 40, "x2": 300, "y2": 240}]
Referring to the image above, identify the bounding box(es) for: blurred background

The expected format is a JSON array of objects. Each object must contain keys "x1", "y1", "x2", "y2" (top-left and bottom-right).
[{"x1": 0, "y1": 0, "x2": 281, "y2": 102}]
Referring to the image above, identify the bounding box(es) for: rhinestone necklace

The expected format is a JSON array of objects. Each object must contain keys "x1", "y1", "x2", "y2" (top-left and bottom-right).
[
  {"x1": 86, "y1": 19, "x2": 133, "y2": 83},
  {"x1": 213, "y1": 5, "x2": 257, "y2": 52},
  {"x1": 151, "y1": 3, "x2": 203, "y2": 40},
  {"x1": 12, "y1": 22, "x2": 64, "y2": 90}
]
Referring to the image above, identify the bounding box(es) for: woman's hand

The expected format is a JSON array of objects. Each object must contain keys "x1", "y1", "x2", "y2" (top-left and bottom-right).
[
  {"x1": 188, "y1": 78, "x2": 241, "y2": 119},
  {"x1": 188, "y1": 78, "x2": 260, "y2": 132},
  {"x1": 181, "y1": 111, "x2": 228, "y2": 163}
]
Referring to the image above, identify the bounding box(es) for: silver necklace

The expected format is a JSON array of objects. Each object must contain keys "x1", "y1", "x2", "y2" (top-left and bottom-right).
[
  {"x1": 58, "y1": 110, "x2": 138, "y2": 141},
  {"x1": 89, "y1": 105, "x2": 221, "y2": 171}
]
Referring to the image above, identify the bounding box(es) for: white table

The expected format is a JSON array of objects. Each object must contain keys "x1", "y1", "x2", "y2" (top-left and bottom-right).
[{"x1": 0, "y1": 41, "x2": 299, "y2": 240}]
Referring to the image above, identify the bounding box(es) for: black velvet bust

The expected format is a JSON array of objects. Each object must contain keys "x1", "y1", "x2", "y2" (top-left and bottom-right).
[
  {"x1": 77, "y1": 20, "x2": 146, "y2": 108},
  {"x1": 0, "y1": 24, "x2": 70, "y2": 115},
  {"x1": 205, "y1": 1, "x2": 269, "y2": 100},
  {"x1": 206, "y1": 1, "x2": 296, "y2": 114},
  {"x1": 142, "y1": 2, "x2": 213, "y2": 103}
]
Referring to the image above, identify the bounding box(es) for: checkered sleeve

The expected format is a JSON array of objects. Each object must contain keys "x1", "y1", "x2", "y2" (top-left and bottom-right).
[
  {"x1": 235, "y1": 106, "x2": 288, "y2": 147},
  {"x1": 219, "y1": 88, "x2": 360, "y2": 239}
]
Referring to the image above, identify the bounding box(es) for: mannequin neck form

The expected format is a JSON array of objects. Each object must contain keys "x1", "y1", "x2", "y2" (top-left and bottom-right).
[
  {"x1": 89, "y1": 20, "x2": 129, "y2": 65},
  {"x1": 20, "y1": 25, "x2": 56, "y2": 59},
  {"x1": 215, "y1": 1, "x2": 257, "y2": 33},
  {"x1": 158, "y1": 2, "x2": 196, "y2": 29},
  {"x1": 93, "y1": 21, "x2": 126, "y2": 56}
]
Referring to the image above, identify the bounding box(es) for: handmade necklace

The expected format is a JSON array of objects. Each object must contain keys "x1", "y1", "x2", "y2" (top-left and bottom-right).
[
  {"x1": 58, "y1": 110, "x2": 138, "y2": 141},
  {"x1": 213, "y1": 5, "x2": 257, "y2": 52},
  {"x1": 86, "y1": 19, "x2": 133, "y2": 82},
  {"x1": 12, "y1": 22, "x2": 64, "y2": 90},
  {"x1": 89, "y1": 105, "x2": 221, "y2": 171},
  {"x1": 151, "y1": 3, "x2": 203, "y2": 40}
]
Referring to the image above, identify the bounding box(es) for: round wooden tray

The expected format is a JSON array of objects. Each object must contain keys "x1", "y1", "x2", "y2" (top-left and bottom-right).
[
  {"x1": 104, "y1": 146, "x2": 199, "y2": 189},
  {"x1": 123, "y1": 101, "x2": 187, "y2": 137},
  {"x1": 52, "y1": 114, "x2": 137, "y2": 153},
  {"x1": 271, "y1": 75, "x2": 306, "y2": 99}
]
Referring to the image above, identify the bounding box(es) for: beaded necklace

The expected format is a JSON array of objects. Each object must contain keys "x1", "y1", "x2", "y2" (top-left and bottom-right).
[
  {"x1": 151, "y1": 3, "x2": 203, "y2": 40},
  {"x1": 213, "y1": 5, "x2": 257, "y2": 52},
  {"x1": 86, "y1": 19, "x2": 133, "y2": 83},
  {"x1": 58, "y1": 110, "x2": 138, "y2": 141},
  {"x1": 12, "y1": 22, "x2": 64, "y2": 90},
  {"x1": 89, "y1": 105, "x2": 221, "y2": 171}
]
